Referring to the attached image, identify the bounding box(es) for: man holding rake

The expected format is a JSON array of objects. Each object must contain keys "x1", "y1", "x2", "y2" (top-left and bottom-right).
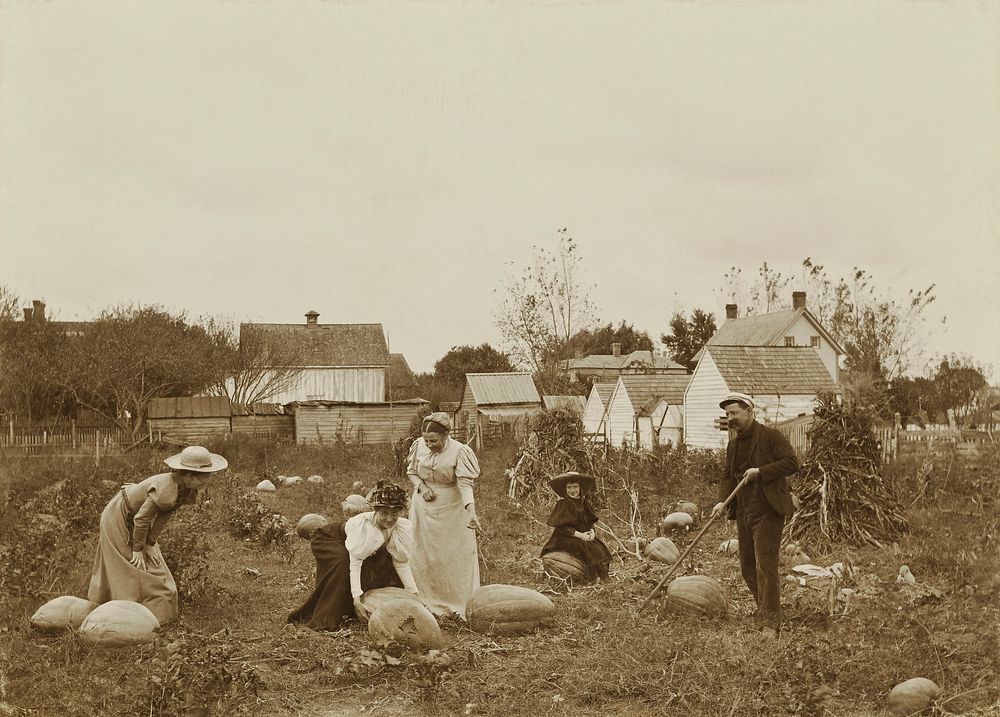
[{"x1": 712, "y1": 393, "x2": 799, "y2": 638}]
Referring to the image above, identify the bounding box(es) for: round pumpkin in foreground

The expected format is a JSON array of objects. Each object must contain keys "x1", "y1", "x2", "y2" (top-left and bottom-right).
[
  {"x1": 660, "y1": 512, "x2": 694, "y2": 533},
  {"x1": 359, "y1": 587, "x2": 425, "y2": 621},
  {"x1": 645, "y1": 537, "x2": 680, "y2": 564},
  {"x1": 31, "y1": 595, "x2": 99, "y2": 634},
  {"x1": 541, "y1": 551, "x2": 587, "y2": 580},
  {"x1": 886, "y1": 677, "x2": 940, "y2": 716},
  {"x1": 367, "y1": 601, "x2": 443, "y2": 650},
  {"x1": 466, "y1": 584, "x2": 554, "y2": 636},
  {"x1": 78, "y1": 600, "x2": 160, "y2": 648},
  {"x1": 665, "y1": 575, "x2": 727, "y2": 617}
]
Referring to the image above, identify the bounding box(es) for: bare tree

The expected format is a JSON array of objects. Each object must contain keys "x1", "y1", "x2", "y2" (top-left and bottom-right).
[
  {"x1": 494, "y1": 229, "x2": 597, "y2": 377},
  {"x1": 205, "y1": 319, "x2": 306, "y2": 406}
]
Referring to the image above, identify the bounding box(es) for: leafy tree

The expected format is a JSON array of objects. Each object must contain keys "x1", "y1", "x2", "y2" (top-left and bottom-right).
[
  {"x1": 494, "y1": 229, "x2": 597, "y2": 376},
  {"x1": 0, "y1": 299, "x2": 73, "y2": 422},
  {"x1": 55, "y1": 306, "x2": 231, "y2": 438},
  {"x1": 433, "y1": 344, "x2": 515, "y2": 387},
  {"x1": 660, "y1": 309, "x2": 717, "y2": 371},
  {"x1": 930, "y1": 354, "x2": 990, "y2": 424},
  {"x1": 887, "y1": 375, "x2": 935, "y2": 425},
  {"x1": 565, "y1": 321, "x2": 654, "y2": 359}
]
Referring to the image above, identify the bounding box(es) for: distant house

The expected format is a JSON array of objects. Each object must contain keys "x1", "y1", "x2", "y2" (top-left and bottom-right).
[
  {"x1": 240, "y1": 311, "x2": 391, "y2": 404},
  {"x1": 605, "y1": 373, "x2": 692, "y2": 449},
  {"x1": 700, "y1": 292, "x2": 844, "y2": 383},
  {"x1": 565, "y1": 343, "x2": 687, "y2": 384},
  {"x1": 684, "y1": 345, "x2": 840, "y2": 450},
  {"x1": 542, "y1": 395, "x2": 586, "y2": 415},
  {"x1": 582, "y1": 382, "x2": 617, "y2": 439},
  {"x1": 457, "y1": 372, "x2": 542, "y2": 450},
  {"x1": 147, "y1": 396, "x2": 232, "y2": 442}
]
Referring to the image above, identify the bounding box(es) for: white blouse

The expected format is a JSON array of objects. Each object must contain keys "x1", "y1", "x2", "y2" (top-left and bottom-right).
[{"x1": 344, "y1": 511, "x2": 418, "y2": 599}]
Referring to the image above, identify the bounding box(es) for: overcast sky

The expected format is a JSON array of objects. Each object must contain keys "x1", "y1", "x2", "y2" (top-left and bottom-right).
[{"x1": 2, "y1": 0, "x2": 998, "y2": 375}]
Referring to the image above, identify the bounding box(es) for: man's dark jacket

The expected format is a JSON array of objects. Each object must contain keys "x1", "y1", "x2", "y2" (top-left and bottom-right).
[{"x1": 718, "y1": 421, "x2": 799, "y2": 519}]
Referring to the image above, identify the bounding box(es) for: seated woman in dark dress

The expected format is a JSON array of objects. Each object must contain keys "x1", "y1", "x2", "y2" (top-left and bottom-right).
[
  {"x1": 288, "y1": 481, "x2": 418, "y2": 630},
  {"x1": 540, "y1": 472, "x2": 612, "y2": 582}
]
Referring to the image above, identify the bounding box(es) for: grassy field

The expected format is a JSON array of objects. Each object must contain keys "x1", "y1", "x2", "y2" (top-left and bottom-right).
[{"x1": 1, "y1": 436, "x2": 997, "y2": 717}]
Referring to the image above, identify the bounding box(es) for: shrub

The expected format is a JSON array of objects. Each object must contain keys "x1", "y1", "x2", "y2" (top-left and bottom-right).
[{"x1": 226, "y1": 490, "x2": 292, "y2": 548}]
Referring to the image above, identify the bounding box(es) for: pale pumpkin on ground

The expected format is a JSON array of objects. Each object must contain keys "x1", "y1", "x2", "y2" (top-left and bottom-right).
[
  {"x1": 541, "y1": 551, "x2": 587, "y2": 580},
  {"x1": 30, "y1": 596, "x2": 98, "y2": 633},
  {"x1": 78, "y1": 600, "x2": 160, "y2": 648},
  {"x1": 660, "y1": 512, "x2": 694, "y2": 533},
  {"x1": 665, "y1": 575, "x2": 728, "y2": 617},
  {"x1": 256, "y1": 479, "x2": 276, "y2": 492},
  {"x1": 645, "y1": 537, "x2": 680, "y2": 564},
  {"x1": 466, "y1": 584, "x2": 554, "y2": 636},
  {"x1": 367, "y1": 600, "x2": 443, "y2": 650},
  {"x1": 886, "y1": 677, "x2": 940, "y2": 716},
  {"x1": 676, "y1": 501, "x2": 699, "y2": 517},
  {"x1": 359, "y1": 587, "x2": 425, "y2": 620}
]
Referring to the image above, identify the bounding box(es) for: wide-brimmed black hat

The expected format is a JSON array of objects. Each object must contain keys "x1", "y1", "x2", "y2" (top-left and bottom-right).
[
  {"x1": 368, "y1": 481, "x2": 408, "y2": 509},
  {"x1": 548, "y1": 471, "x2": 596, "y2": 499}
]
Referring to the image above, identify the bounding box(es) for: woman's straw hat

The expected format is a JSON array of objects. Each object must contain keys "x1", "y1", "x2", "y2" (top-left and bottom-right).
[{"x1": 164, "y1": 445, "x2": 228, "y2": 473}]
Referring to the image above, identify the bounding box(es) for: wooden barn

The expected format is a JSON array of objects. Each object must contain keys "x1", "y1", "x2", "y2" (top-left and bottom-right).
[
  {"x1": 604, "y1": 373, "x2": 691, "y2": 449},
  {"x1": 684, "y1": 345, "x2": 840, "y2": 449},
  {"x1": 147, "y1": 396, "x2": 232, "y2": 443},
  {"x1": 582, "y1": 382, "x2": 616, "y2": 440},
  {"x1": 457, "y1": 373, "x2": 542, "y2": 450},
  {"x1": 236, "y1": 311, "x2": 391, "y2": 404},
  {"x1": 290, "y1": 399, "x2": 430, "y2": 446}
]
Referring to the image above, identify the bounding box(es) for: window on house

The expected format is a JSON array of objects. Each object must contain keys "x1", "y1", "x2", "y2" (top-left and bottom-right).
[
  {"x1": 784, "y1": 336, "x2": 795, "y2": 346},
  {"x1": 810, "y1": 336, "x2": 820, "y2": 348}
]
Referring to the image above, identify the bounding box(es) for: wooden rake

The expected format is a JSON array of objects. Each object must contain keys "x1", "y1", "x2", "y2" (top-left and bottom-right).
[{"x1": 638, "y1": 473, "x2": 752, "y2": 613}]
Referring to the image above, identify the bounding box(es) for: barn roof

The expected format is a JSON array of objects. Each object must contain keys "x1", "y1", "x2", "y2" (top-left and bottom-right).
[
  {"x1": 465, "y1": 373, "x2": 541, "y2": 406},
  {"x1": 592, "y1": 382, "x2": 617, "y2": 406},
  {"x1": 705, "y1": 345, "x2": 839, "y2": 395},
  {"x1": 616, "y1": 373, "x2": 692, "y2": 414},
  {"x1": 707, "y1": 308, "x2": 845, "y2": 355},
  {"x1": 148, "y1": 396, "x2": 231, "y2": 419},
  {"x1": 542, "y1": 395, "x2": 587, "y2": 414},
  {"x1": 568, "y1": 350, "x2": 685, "y2": 371},
  {"x1": 240, "y1": 322, "x2": 390, "y2": 366}
]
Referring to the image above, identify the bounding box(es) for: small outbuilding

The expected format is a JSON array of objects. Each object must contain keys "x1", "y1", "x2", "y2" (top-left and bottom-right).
[
  {"x1": 457, "y1": 373, "x2": 542, "y2": 450},
  {"x1": 290, "y1": 399, "x2": 430, "y2": 446},
  {"x1": 605, "y1": 373, "x2": 692, "y2": 449},
  {"x1": 147, "y1": 396, "x2": 232, "y2": 443},
  {"x1": 582, "y1": 382, "x2": 617, "y2": 441}
]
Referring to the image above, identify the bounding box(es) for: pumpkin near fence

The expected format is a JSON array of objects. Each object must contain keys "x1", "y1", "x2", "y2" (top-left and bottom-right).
[{"x1": 466, "y1": 584, "x2": 554, "y2": 636}]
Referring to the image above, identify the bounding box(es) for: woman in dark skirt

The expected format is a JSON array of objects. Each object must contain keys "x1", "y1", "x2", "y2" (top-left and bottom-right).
[
  {"x1": 540, "y1": 472, "x2": 612, "y2": 582},
  {"x1": 289, "y1": 482, "x2": 418, "y2": 630}
]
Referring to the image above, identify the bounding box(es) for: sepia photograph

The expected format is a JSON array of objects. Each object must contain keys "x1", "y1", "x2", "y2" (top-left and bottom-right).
[{"x1": 1, "y1": 1, "x2": 998, "y2": 715}]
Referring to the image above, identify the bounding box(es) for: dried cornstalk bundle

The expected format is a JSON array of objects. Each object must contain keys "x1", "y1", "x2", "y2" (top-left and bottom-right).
[{"x1": 786, "y1": 394, "x2": 908, "y2": 547}]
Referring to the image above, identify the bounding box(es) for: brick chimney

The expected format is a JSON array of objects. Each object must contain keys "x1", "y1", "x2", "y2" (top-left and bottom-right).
[
  {"x1": 305, "y1": 310, "x2": 319, "y2": 326},
  {"x1": 725, "y1": 304, "x2": 738, "y2": 320},
  {"x1": 792, "y1": 291, "x2": 806, "y2": 310},
  {"x1": 31, "y1": 300, "x2": 45, "y2": 321},
  {"x1": 611, "y1": 342, "x2": 621, "y2": 358},
  {"x1": 22, "y1": 306, "x2": 32, "y2": 321}
]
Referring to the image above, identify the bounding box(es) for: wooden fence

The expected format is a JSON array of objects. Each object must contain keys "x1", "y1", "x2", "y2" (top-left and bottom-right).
[
  {"x1": 0, "y1": 420, "x2": 130, "y2": 459},
  {"x1": 773, "y1": 415, "x2": 900, "y2": 464}
]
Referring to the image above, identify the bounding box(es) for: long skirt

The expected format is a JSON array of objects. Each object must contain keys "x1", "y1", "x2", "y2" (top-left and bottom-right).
[
  {"x1": 87, "y1": 492, "x2": 178, "y2": 625},
  {"x1": 288, "y1": 522, "x2": 402, "y2": 631},
  {"x1": 408, "y1": 482, "x2": 480, "y2": 618}
]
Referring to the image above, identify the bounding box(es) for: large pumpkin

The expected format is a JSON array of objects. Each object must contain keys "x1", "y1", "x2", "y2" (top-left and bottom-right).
[
  {"x1": 78, "y1": 600, "x2": 159, "y2": 648},
  {"x1": 31, "y1": 595, "x2": 98, "y2": 633},
  {"x1": 295, "y1": 513, "x2": 327, "y2": 539},
  {"x1": 359, "y1": 587, "x2": 424, "y2": 619},
  {"x1": 660, "y1": 512, "x2": 694, "y2": 533},
  {"x1": 644, "y1": 537, "x2": 680, "y2": 564},
  {"x1": 466, "y1": 584, "x2": 554, "y2": 636},
  {"x1": 367, "y1": 601, "x2": 443, "y2": 650},
  {"x1": 541, "y1": 551, "x2": 587, "y2": 580},
  {"x1": 886, "y1": 677, "x2": 940, "y2": 716},
  {"x1": 665, "y1": 576, "x2": 727, "y2": 616}
]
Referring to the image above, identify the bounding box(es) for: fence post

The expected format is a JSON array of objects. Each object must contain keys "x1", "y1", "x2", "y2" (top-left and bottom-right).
[
  {"x1": 95, "y1": 429, "x2": 100, "y2": 466},
  {"x1": 72, "y1": 420, "x2": 77, "y2": 449}
]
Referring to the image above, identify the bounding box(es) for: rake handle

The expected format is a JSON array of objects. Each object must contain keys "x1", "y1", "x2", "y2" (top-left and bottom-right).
[{"x1": 638, "y1": 473, "x2": 752, "y2": 613}]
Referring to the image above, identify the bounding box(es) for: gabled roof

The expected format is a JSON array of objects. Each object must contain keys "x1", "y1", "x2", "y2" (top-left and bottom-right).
[
  {"x1": 592, "y1": 382, "x2": 617, "y2": 406},
  {"x1": 615, "y1": 373, "x2": 692, "y2": 415},
  {"x1": 542, "y1": 395, "x2": 587, "y2": 414},
  {"x1": 388, "y1": 353, "x2": 416, "y2": 386},
  {"x1": 241, "y1": 322, "x2": 390, "y2": 367},
  {"x1": 705, "y1": 345, "x2": 839, "y2": 395},
  {"x1": 707, "y1": 308, "x2": 845, "y2": 355},
  {"x1": 148, "y1": 396, "x2": 231, "y2": 419},
  {"x1": 466, "y1": 372, "x2": 541, "y2": 406},
  {"x1": 567, "y1": 350, "x2": 685, "y2": 371}
]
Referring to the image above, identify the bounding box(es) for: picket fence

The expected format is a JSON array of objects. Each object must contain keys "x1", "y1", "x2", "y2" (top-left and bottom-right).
[
  {"x1": 0, "y1": 420, "x2": 130, "y2": 459},
  {"x1": 773, "y1": 415, "x2": 899, "y2": 464}
]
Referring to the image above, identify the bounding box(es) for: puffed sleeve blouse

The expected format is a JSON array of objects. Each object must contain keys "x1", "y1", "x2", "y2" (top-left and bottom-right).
[
  {"x1": 123, "y1": 473, "x2": 196, "y2": 553},
  {"x1": 406, "y1": 437, "x2": 481, "y2": 507},
  {"x1": 344, "y1": 511, "x2": 418, "y2": 598}
]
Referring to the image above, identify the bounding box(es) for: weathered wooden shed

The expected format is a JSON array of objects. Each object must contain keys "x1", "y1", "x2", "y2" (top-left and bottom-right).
[
  {"x1": 231, "y1": 403, "x2": 294, "y2": 441},
  {"x1": 457, "y1": 373, "x2": 542, "y2": 449},
  {"x1": 291, "y1": 399, "x2": 430, "y2": 446},
  {"x1": 147, "y1": 396, "x2": 232, "y2": 443},
  {"x1": 605, "y1": 373, "x2": 691, "y2": 449},
  {"x1": 684, "y1": 345, "x2": 839, "y2": 449}
]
